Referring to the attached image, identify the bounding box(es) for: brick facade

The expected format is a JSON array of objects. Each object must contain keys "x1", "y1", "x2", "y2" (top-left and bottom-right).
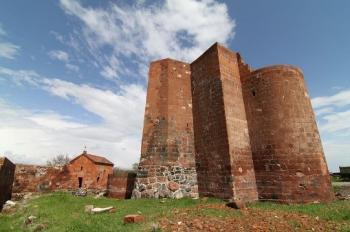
[
  {"x1": 13, "y1": 152, "x2": 113, "y2": 193},
  {"x1": 135, "y1": 42, "x2": 333, "y2": 203},
  {"x1": 68, "y1": 152, "x2": 113, "y2": 190},
  {"x1": 191, "y1": 44, "x2": 258, "y2": 201},
  {"x1": 133, "y1": 59, "x2": 198, "y2": 199},
  {"x1": 241, "y1": 65, "x2": 333, "y2": 203},
  {"x1": 0, "y1": 157, "x2": 15, "y2": 211},
  {"x1": 107, "y1": 174, "x2": 136, "y2": 199}
]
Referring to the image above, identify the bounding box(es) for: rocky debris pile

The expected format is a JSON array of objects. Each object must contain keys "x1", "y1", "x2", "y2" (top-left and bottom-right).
[
  {"x1": 335, "y1": 192, "x2": 350, "y2": 201},
  {"x1": 2, "y1": 200, "x2": 16, "y2": 213},
  {"x1": 94, "y1": 191, "x2": 107, "y2": 199},
  {"x1": 132, "y1": 165, "x2": 198, "y2": 199},
  {"x1": 73, "y1": 188, "x2": 87, "y2": 197},
  {"x1": 158, "y1": 204, "x2": 342, "y2": 232}
]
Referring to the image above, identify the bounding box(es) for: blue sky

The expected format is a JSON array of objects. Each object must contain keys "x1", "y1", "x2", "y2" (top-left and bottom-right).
[{"x1": 0, "y1": 0, "x2": 349, "y2": 171}]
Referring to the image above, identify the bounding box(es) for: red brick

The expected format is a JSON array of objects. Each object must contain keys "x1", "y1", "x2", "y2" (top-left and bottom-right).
[{"x1": 124, "y1": 214, "x2": 144, "y2": 224}]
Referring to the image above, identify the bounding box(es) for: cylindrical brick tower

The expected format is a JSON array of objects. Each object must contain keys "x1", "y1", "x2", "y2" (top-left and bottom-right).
[
  {"x1": 132, "y1": 58, "x2": 198, "y2": 199},
  {"x1": 241, "y1": 65, "x2": 333, "y2": 203}
]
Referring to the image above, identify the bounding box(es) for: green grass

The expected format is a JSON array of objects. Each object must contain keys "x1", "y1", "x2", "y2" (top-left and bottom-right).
[
  {"x1": 250, "y1": 200, "x2": 350, "y2": 222},
  {"x1": 1, "y1": 193, "x2": 349, "y2": 231},
  {"x1": 0, "y1": 193, "x2": 220, "y2": 232}
]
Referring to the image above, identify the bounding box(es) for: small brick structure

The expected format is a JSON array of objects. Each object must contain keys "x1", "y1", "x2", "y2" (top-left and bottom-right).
[
  {"x1": 134, "y1": 42, "x2": 333, "y2": 203},
  {"x1": 68, "y1": 151, "x2": 113, "y2": 190},
  {"x1": 13, "y1": 151, "x2": 114, "y2": 193},
  {"x1": 107, "y1": 173, "x2": 136, "y2": 199},
  {"x1": 0, "y1": 157, "x2": 15, "y2": 211}
]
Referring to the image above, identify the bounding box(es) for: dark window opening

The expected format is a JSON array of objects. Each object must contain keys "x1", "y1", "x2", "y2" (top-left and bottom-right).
[
  {"x1": 80, "y1": 166, "x2": 83, "y2": 171},
  {"x1": 97, "y1": 176, "x2": 100, "y2": 182},
  {"x1": 78, "y1": 177, "x2": 83, "y2": 188},
  {"x1": 252, "y1": 90, "x2": 256, "y2": 96}
]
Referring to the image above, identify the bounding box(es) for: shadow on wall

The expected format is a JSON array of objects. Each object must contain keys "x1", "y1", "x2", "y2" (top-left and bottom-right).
[{"x1": 107, "y1": 170, "x2": 136, "y2": 199}]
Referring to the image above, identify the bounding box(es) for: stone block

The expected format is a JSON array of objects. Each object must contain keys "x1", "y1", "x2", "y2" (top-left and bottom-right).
[{"x1": 124, "y1": 214, "x2": 144, "y2": 224}]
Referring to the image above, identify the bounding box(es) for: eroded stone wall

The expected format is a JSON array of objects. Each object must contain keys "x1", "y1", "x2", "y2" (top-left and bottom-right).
[
  {"x1": 13, "y1": 159, "x2": 113, "y2": 193},
  {"x1": 133, "y1": 59, "x2": 198, "y2": 198},
  {"x1": 241, "y1": 65, "x2": 333, "y2": 203},
  {"x1": 190, "y1": 43, "x2": 258, "y2": 201},
  {"x1": 107, "y1": 173, "x2": 136, "y2": 199},
  {"x1": 0, "y1": 157, "x2": 15, "y2": 211},
  {"x1": 13, "y1": 164, "x2": 69, "y2": 193},
  {"x1": 134, "y1": 42, "x2": 333, "y2": 203}
]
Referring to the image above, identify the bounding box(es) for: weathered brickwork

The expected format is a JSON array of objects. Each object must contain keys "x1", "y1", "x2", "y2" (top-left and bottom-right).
[
  {"x1": 133, "y1": 59, "x2": 198, "y2": 198},
  {"x1": 241, "y1": 65, "x2": 333, "y2": 203},
  {"x1": 191, "y1": 44, "x2": 258, "y2": 201},
  {"x1": 135, "y1": 42, "x2": 333, "y2": 203},
  {"x1": 13, "y1": 164, "x2": 67, "y2": 193},
  {"x1": 107, "y1": 174, "x2": 136, "y2": 199},
  {"x1": 68, "y1": 152, "x2": 113, "y2": 190},
  {"x1": 13, "y1": 152, "x2": 113, "y2": 193},
  {"x1": 0, "y1": 157, "x2": 15, "y2": 211}
]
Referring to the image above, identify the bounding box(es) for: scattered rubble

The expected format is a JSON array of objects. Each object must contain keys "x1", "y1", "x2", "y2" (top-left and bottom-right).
[
  {"x1": 94, "y1": 191, "x2": 106, "y2": 199},
  {"x1": 158, "y1": 204, "x2": 341, "y2": 231},
  {"x1": 124, "y1": 214, "x2": 145, "y2": 224},
  {"x1": 335, "y1": 192, "x2": 350, "y2": 200},
  {"x1": 84, "y1": 205, "x2": 115, "y2": 214},
  {"x1": 25, "y1": 215, "x2": 37, "y2": 225},
  {"x1": 74, "y1": 188, "x2": 87, "y2": 197}
]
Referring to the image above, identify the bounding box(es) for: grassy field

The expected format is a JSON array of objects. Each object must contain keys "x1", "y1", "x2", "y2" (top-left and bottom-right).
[{"x1": 0, "y1": 192, "x2": 349, "y2": 231}]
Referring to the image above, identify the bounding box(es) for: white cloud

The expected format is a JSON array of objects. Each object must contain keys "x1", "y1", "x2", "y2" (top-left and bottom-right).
[
  {"x1": 65, "y1": 63, "x2": 79, "y2": 72},
  {"x1": 323, "y1": 142, "x2": 350, "y2": 172},
  {"x1": 0, "y1": 66, "x2": 146, "y2": 168},
  {"x1": 0, "y1": 23, "x2": 20, "y2": 59},
  {"x1": 0, "y1": 24, "x2": 6, "y2": 36},
  {"x1": 0, "y1": 66, "x2": 39, "y2": 86},
  {"x1": 59, "y1": 0, "x2": 235, "y2": 80},
  {"x1": 312, "y1": 89, "x2": 350, "y2": 109},
  {"x1": 48, "y1": 50, "x2": 70, "y2": 62},
  {"x1": 312, "y1": 88, "x2": 350, "y2": 171}
]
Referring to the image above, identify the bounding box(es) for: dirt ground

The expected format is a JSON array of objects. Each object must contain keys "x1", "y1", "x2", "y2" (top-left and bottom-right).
[{"x1": 158, "y1": 204, "x2": 344, "y2": 232}]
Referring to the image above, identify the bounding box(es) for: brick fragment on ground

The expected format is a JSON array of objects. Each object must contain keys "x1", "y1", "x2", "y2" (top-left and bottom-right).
[{"x1": 124, "y1": 214, "x2": 144, "y2": 224}]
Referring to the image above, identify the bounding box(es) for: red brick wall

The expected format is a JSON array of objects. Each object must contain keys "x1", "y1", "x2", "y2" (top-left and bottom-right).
[
  {"x1": 13, "y1": 164, "x2": 65, "y2": 193},
  {"x1": 135, "y1": 43, "x2": 333, "y2": 203},
  {"x1": 241, "y1": 65, "x2": 333, "y2": 203},
  {"x1": 13, "y1": 158, "x2": 113, "y2": 193},
  {"x1": 191, "y1": 43, "x2": 258, "y2": 201},
  {"x1": 107, "y1": 174, "x2": 136, "y2": 199},
  {"x1": 133, "y1": 59, "x2": 198, "y2": 199},
  {"x1": 140, "y1": 59, "x2": 194, "y2": 167},
  {"x1": 0, "y1": 157, "x2": 15, "y2": 211},
  {"x1": 69, "y1": 156, "x2": 113, "y2": 190}
]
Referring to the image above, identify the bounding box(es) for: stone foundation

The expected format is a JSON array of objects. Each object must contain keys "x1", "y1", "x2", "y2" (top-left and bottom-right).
[{"x1": 132, "y1": 165, "x2": 198, "y2": 199}]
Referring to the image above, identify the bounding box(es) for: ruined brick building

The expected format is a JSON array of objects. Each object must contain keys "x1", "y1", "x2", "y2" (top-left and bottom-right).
[
  {"x1": 12, "y1": 151, "x2": 113, "y2": 193},
  {"x1": 133, "y1": 43, "x2": 333, "y2": 203}
]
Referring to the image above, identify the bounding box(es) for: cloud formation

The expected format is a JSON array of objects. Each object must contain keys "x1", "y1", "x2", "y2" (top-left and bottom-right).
[
  {"x1": 48, "y1": 50, "x2": 69, "y2": 62},
  {"x1": 59, "y1": 0, "x2": 235, "y2": 80},
  {"x1": 311, "y1": 89, "x2": 350, "y2": 171},
  {"x1": 0, "y1": 24, "x2": 20, "y2": 59},
  {"x1": 0, "y1": 66, "x2": 145, "y2": 168}
]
